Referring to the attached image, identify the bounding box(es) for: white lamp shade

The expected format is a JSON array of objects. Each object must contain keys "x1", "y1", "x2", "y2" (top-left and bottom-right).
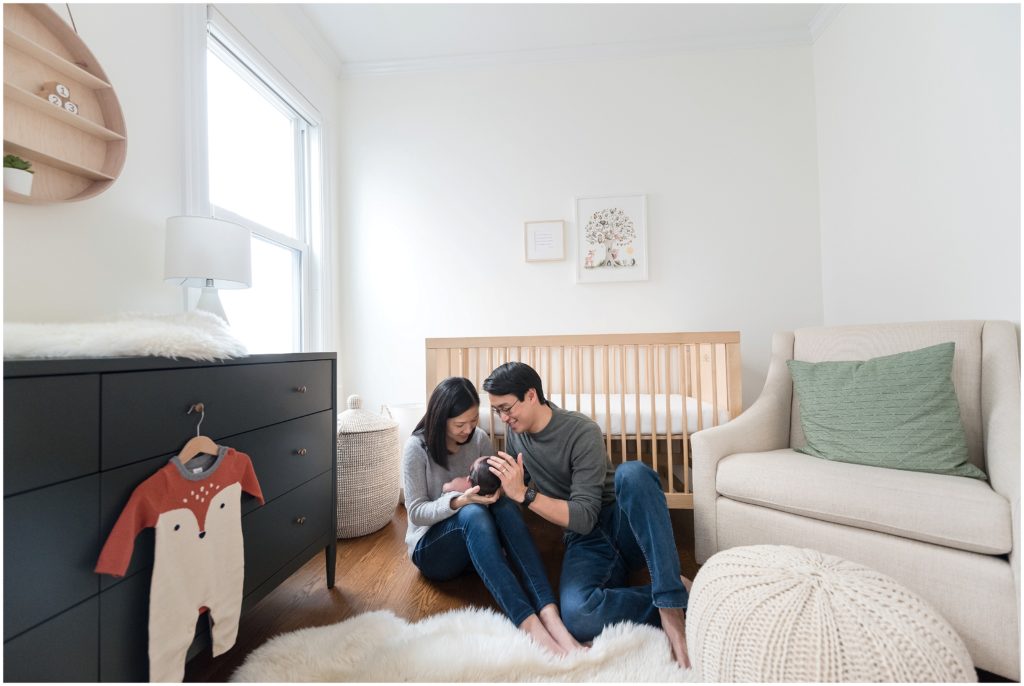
[{"x1": 164, "y1": 216, "x2": 252, "y2": 289}]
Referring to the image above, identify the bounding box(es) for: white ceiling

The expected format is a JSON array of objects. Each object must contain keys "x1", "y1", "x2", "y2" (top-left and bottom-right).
[{"x1": 297, "y1": 4, "x2": 832, "y2": 75}]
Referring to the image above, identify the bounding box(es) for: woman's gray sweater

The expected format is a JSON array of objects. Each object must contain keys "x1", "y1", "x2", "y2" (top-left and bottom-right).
[{"x1": 401, "y1": 427, "x2": 493, "y2": 557}]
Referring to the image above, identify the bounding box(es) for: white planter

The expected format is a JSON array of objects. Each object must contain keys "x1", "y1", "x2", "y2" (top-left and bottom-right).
[{"x1": 4, "y1": 167, "x2": 33, "y2": 196}]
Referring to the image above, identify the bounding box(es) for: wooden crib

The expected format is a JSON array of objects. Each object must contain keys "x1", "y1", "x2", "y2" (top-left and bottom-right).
[{"x1": 425, "y1": 332, "x2": 742, "y2": 508}]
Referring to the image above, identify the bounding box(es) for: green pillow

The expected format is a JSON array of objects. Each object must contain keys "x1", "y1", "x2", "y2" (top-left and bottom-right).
[{"x1": 787, "y1": 342, "x2": 985, "y2": 479}]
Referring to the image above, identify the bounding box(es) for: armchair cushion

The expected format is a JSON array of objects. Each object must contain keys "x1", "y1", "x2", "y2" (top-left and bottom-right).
[
  {"x1": 787, "y1": 342, "x2": 985, "y2": 479},
  {"x1": 717, "y1": 449, "x2": 1011, "y2": 555}
]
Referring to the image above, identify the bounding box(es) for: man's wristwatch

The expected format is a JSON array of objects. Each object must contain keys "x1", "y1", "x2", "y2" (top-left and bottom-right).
[{"x1": 522, "y1": 486, "x2": 537, "y2": 507}]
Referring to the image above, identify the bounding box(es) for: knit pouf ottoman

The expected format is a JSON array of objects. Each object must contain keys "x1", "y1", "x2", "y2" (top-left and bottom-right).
[{"x1": 686, "y1": 545, "x2": 975, "y2": 682}]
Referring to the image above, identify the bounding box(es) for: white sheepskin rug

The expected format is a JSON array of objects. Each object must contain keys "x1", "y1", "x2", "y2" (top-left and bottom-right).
[
  {"x1": 230, "y1": 607, "x2": 695, "y2": 682},
  {"x1": 4, "y1": 311, "x2": 247, "y2": 361}
]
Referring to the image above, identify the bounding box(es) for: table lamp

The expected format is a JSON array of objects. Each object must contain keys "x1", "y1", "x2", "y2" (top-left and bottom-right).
[{"x1": 164, "y1": 216, "x2": 252, "y2": 322}]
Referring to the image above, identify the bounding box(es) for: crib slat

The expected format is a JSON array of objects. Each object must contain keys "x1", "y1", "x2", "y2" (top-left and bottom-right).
[
  {"x1": 634, "y1": 345, "x2": 641, "y2": 460},
  {"x1": 589, "y1": 346, "x2": 596, "y2": 419},
  {"x1": 545, "y1": 347, "x2": 552, "y2": 402},
  {"x1": 694, "y1": 345, "x2": 704, "y2": 431},
  {"x1": 711, "y1": 344, "x2": 719, "y2": 427},
  {"x1": 573, "y1": 346, "x2": 581, "y2": 411},
  {"x1": 603, "y1": 344, "x2": 612, "y2": 457},
  {"x1": 681, "y1": 345, "x2": 691, "y2": 495},
  {"x1": 664, "y1": 345, "x2": 674, "y2": 493},
  {"x1": 619, "y1": 345, "x2": 626, "y2": 465},
  {"x1": 560, "y1": 346, "x2": 566, "y2": 403},
  {"x1": 727, "y1": 342, "x2": 742, "y2": 420},
  {"x1": 649, "y1": 345, "x2": 657, "y2": 476}
]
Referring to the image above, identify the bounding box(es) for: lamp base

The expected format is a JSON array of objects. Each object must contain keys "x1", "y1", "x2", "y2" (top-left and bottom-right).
[{"x1": 196, "y1": 287, "x2": 228, "y2": 323}]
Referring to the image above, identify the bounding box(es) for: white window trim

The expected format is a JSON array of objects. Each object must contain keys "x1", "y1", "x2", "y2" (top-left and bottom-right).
[{"x1": 182, "y1": 3, "x2": 333, "y2": 353}]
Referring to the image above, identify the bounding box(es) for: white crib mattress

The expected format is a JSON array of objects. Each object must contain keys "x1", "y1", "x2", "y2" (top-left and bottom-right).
[{"x1": 478, "y1": 393, "x2": 731, "y2": 437}]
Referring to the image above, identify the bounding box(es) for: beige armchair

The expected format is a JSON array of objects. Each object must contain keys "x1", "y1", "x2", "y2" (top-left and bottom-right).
[{"x1": 692, "y1": 321, "x2": 1020, "y2": 679}]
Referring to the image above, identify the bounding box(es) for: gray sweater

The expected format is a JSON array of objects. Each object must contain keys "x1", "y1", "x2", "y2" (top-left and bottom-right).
[
  {"x1": 401, "y1": 427, "x2": 494, "y2": 557},
  {"x1": 505, "y1": 403, "x2": 615, "y2": 535}
]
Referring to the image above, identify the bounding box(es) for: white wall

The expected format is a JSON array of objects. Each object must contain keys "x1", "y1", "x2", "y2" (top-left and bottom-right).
[
  {"x1": 3, "y1": 4, "x2": 340, "y2": 336},
  {"x1": 338, "y1": 47, "x2": 824, "y2": 412},
  {"x1": 4, "y1": 4, "x2": 184, "y2": 321},
  {"x1": 813, "y1": 4, "x2": 1020, "y2": 326}
]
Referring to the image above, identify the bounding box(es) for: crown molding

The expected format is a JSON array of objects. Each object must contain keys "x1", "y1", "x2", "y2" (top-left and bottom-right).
[
  {"x1": 809, "y1": 4, "x2": 846, "y2": 43},
  {"x1": 338, "y1": 27, "x2": 815, "y2": 78},
  {"x1": 280, "y1": 4, "x2": 346, "y2": 78}
]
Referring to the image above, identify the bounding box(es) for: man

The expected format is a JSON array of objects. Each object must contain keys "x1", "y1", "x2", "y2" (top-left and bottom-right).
[{"x1": 482, "y1": 361, "x2": 691, "y2": 668}]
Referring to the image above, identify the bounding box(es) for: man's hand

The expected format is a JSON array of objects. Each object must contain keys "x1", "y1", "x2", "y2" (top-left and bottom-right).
[{"x1": 488, "y1": 451, "x2": 527, "y2": 503}]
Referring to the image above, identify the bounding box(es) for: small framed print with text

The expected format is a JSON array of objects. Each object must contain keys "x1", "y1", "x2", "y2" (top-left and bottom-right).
[{"x1": 524, "y1": 220, "x2": 565, "y2": 262}]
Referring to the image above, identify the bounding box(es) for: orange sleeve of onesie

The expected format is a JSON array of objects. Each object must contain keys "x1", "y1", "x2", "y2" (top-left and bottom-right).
[{"x1": 94, "y1": 481, "x2": 161, "y2": 577}]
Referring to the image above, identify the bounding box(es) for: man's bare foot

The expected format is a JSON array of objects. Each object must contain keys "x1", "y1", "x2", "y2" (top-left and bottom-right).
[
  {"x1": 659, "y1": 606, "x2": 690, "y2": 669},
  {"x1": 681, "y1": 574, "x2": 693, "y2": 593},
  {"x1": 519, "y1": 614, "x2": 567, "y2": 656},
  {"x1": 538, "y1": 604, "x2": 587, "y2": 652}
]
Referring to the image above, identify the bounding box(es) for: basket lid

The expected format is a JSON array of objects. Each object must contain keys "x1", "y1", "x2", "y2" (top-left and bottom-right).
[{"x1": 338, "y1": 394, "x2": 399, "y2": 434}]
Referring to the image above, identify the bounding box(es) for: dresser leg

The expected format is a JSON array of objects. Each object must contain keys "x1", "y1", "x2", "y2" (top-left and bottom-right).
[{"x1": 325, "y1": 541, "x2": 337, "y2": 589}]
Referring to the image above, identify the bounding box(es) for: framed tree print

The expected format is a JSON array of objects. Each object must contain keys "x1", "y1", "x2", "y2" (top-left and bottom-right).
[{"x1": 575, "y1": 194, "x2": 648, "y2": 283}]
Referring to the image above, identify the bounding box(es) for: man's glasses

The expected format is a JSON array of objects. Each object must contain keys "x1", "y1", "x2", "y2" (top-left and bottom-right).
[{"x1": 491, "y1": 399, "x2": 519, "y2": 417}]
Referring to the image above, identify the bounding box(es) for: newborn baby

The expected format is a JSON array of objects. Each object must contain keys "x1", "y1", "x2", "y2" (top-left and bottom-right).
[{"x1": 442, "y1": 456, "x2": 502, "y2": 496}]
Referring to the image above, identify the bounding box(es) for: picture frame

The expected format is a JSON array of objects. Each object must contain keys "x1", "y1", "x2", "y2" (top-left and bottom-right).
[
  {"x1": 524, "y1": 220, "x2": 565, "y2": 262},
  {"x1": 575, "y1": 194, "x2": 648, "y2": 283}
]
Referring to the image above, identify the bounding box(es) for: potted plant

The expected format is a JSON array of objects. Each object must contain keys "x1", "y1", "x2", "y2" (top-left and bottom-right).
[{"x1": 4, "y1": 154, "x2": 35, "y2": 196}]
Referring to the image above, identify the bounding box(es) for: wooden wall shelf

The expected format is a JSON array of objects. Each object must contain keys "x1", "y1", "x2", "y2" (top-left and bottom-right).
[{"x1": 3, "y1": 4, "x2": 127, "y2": 204}]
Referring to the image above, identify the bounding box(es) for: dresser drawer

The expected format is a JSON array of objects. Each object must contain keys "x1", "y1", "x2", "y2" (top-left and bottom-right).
[
  {"x1": 4, "y1": 475, "x2": 100, "y2": 640},
  {"x1": 4, "y1": 597, "x2": 98, "y2": 682},
  {"x1": 233, "y1": 410, "x2": 334, "y2": 514},
  {"x1": 101, "y1": 360, "x2": 332, "y2": 469},
  {"x1": 242, "y1": 471, "x2": 332, "y2": 595},
  {"x1": 3, "y1": 375, "x2": 99, "y2": 495}
]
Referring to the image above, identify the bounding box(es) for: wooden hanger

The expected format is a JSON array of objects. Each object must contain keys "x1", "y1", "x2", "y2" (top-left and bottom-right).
[{"x1": 178, "y1": 403, "x2": 218, "y2": 464}]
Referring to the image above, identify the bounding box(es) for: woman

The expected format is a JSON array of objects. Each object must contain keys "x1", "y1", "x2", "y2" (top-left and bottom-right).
[{"x1": 402, "y1": 376, "x2": 581, "y2": 656}]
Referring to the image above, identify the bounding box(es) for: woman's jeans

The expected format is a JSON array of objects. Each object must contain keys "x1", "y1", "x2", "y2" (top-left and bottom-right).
[
  {"x1": 413, "y1": 496, "x2": 556, "y2": 626},
  {"x1": 559, "y1": 461, "x2": 689, "y2": 641}
]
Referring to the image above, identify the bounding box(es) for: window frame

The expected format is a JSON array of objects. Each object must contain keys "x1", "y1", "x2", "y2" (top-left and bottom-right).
[{"x1": 183, "y1": 4, "x2": 331, "y2": 353}]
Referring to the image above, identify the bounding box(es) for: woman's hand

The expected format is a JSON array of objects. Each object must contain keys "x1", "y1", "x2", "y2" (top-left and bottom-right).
[
  {"x1": 442, "y1": 476, "x2": 471, "y2": 493},
  {"x1": 488, "y1": 451, "x2": 527, "y2": 503},
  {"x1": 451, "y1": 484, "x2": 502, "y2": 509}
]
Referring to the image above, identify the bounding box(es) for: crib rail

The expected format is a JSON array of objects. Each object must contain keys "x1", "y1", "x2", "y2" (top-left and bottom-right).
[{"x1": 425, "y1": 332, "x2": 742, "y2": 509}]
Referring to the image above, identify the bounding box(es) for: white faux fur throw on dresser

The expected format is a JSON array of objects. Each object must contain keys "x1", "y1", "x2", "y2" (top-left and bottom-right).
[
  {"x1": 4, "y1": 311, "x2": 248, "y2": 361},
  {"x1": 230, "y1": 607, "x2": 695, "y2": 682}
]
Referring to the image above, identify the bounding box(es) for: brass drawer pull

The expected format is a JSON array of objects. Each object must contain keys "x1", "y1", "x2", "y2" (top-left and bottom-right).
[
  {"x1": 295, "y1": 516, "x2": 307, "y2": 525},
  {"x1": 295, "y1": 385, "x2": 307, "y2": 393},
  {"x1": 296, "y1": 448, "x2": 308, "y2": 456}
]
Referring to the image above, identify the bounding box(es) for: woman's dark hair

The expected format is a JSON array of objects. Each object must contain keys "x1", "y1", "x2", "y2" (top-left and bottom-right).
[
  {"x1": 482, "y1": 362, "x2": 547, "y2": 405},
  {"x1": 413, "y1": 376, "x2": 479, "y2": 469}
]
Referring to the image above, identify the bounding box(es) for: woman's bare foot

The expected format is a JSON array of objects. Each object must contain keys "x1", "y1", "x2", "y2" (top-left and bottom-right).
[
  {"x1": 659, "y1": 606, "x2": 690, "y2": 669},
  {"x1": 519, "y1": 613, "x2": 567, "y2": 656},
  {"x1": 539, "y1": 604, "x2": 587, "y2": 652}
]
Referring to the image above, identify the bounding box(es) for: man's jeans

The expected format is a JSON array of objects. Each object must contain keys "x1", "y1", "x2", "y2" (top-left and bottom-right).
[
  {"x1": 413, "y1": 496, "x2": 556, "y2": 626},
  {"x1": 559, "y1": 461, "x2": 689, "y2": 641}
]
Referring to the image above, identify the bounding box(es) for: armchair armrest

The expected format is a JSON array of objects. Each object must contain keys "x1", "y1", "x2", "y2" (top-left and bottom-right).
[
  {"x1": 692, "y1": 331, "x2": 795, "y2": 563},
  {"x1": 980, "y1": 321, "x2": 1021, "y2": 631}
]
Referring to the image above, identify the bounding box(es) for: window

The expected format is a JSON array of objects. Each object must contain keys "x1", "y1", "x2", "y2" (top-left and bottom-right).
[{"x1": 188, "y1": 8, "x2": 326, "y2": 354}]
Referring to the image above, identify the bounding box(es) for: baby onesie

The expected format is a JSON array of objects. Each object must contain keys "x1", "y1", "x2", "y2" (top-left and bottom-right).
[{"x1": 95, "y1": 446, "x2": 264, "y2": 682}]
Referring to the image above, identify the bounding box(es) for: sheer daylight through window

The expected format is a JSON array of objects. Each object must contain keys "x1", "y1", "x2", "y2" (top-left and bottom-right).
[{"x1": 204, "y1": 27, "x2": 317, "y2": 353}]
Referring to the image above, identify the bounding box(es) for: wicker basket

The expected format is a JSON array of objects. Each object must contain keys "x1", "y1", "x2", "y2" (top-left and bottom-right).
[{"x1": 336, "y1": 394, "x2": 401, "y2": 538}]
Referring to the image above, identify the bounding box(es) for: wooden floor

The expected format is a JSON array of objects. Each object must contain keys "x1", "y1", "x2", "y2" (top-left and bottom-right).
[
  {"x1": 185, "y1": 504, "x2": 698, "y2": 682},
  {"x1": 185, "y1": 504, "x2": 1006, "y2": 683}
]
